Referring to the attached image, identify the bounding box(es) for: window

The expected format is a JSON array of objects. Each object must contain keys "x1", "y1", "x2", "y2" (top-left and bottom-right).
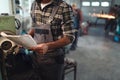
[
  {"x1": 101, "y1": 2, "x2": 109, "y2": 7},
  {"x1": 0, "y1": 0, "x2": 11, "y2": 14},
  {"x1": 82, "y1": 2, "x2": 90, "y2": 6},
  {"x1": 91, "y1": 2, "x2": 100, "y2": 6}
]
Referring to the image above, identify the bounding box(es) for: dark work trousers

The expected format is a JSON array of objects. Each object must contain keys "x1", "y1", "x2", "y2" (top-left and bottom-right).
[
  {"x1": 31, "y1": 50, "x2": 65, "y2": 80},
  {"x1": 33, "y1": 63, "x2": 64, "y2": 80}
]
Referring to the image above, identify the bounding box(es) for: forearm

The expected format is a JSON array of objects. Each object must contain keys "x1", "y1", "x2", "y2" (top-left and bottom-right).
[{"x1": 46, "y1": 36, "x2": 71, "y2": 50}]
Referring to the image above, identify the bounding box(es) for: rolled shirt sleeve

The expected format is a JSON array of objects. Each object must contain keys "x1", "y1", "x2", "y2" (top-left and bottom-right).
[{"x1": 61, "y1": 3, "x2": 75, "y2": 42}]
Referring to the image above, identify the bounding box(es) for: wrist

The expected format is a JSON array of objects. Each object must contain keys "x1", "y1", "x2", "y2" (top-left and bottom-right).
[{"x1": 46, "y1": 42, "x2": 54, "y2": 50}]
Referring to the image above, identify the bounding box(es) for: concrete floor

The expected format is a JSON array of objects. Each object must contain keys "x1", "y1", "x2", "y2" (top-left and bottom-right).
[{"x1": 65, "y1": 25, "x2": 120, "y2": 80}]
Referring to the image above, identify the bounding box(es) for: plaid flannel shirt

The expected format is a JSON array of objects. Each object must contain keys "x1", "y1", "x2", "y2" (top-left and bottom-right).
[{"x1": 30, "y1": 1, "x2": 74, "y2": 42}]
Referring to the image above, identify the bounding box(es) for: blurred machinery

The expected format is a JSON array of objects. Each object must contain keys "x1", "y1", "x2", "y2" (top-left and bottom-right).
[
  {"x1": 80, "y1": 21, "x2": 89, "y2": 35},
  {"x1": 0, "y1": 15, "x2": 19, "y2": 80}
]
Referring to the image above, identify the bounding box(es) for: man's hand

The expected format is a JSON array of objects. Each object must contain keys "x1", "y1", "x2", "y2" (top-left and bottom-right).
[{"x1": 30, "y1": 43, "x2": 48, "y2": 54}]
